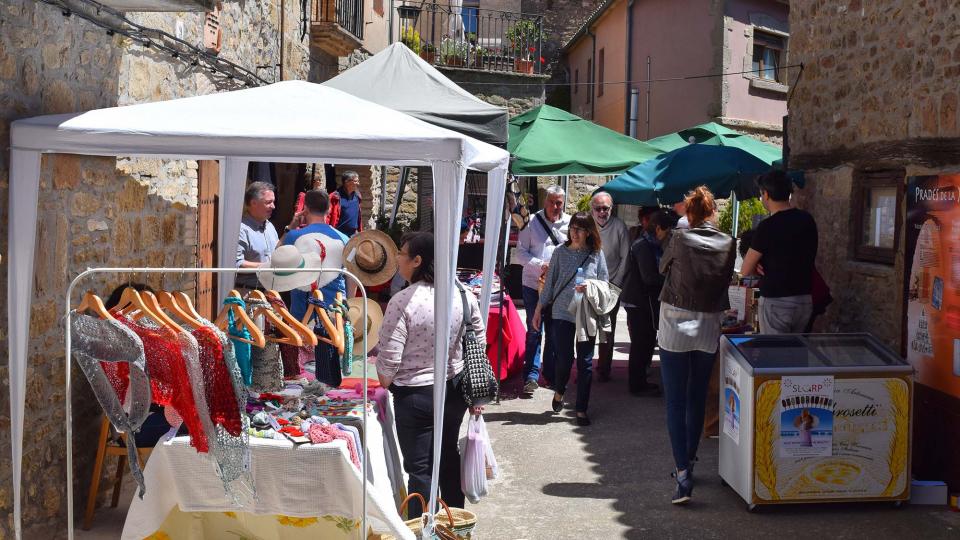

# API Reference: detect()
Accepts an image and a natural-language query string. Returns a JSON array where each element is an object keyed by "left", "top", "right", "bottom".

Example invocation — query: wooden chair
[{"left": 82, "top": 415, "right": 152, "bottom": 530}]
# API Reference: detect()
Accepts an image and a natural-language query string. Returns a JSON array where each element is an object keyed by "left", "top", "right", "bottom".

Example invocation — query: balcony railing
[
  {"left": 396, "top": 2, "right": 544, "bottom": 75},
  {"left": 312, "top": 0, "right": 364, "bottom": 42}
]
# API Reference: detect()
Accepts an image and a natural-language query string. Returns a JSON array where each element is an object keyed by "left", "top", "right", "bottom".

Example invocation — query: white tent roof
[
  {"left": 324, "top": 43, "right": 508, "bottom": 145},
  {"left": 7, "top": 79, "right": 508, "bottom": 540},
  {"left": 11, "top": 80, "right": 506, "bottom": 169}
]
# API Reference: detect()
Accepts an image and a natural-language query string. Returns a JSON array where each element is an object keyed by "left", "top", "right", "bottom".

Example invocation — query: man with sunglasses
[
  {"left": 591, "top": 192, "right": 630, "bottom": 382},
  {"left": 516, "top": 185, "right": 570, "bottom": 396}
]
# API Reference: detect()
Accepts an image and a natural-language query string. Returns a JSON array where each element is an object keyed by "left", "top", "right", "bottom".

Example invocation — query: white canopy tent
[{"left": 7, "top": 80, "right": 509, "bottom": 538}]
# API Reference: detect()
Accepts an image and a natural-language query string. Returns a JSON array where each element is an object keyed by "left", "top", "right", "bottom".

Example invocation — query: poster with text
[
  {"left": 905, "top": 175, "right": 960, "bottom": 398},
  {"left": 723, "top": 361, "right": 742, "bottom": 444},
  {"left": 779, "top": 376, "right": 834, "bottom": 458},
  {"left": 754, "top": 377, "right": 910, "bottom": 501}
]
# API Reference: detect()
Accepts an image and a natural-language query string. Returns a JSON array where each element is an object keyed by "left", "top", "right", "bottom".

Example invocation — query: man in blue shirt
[{"left": 281, "top": 190, "right": 349, "bottom": 319}]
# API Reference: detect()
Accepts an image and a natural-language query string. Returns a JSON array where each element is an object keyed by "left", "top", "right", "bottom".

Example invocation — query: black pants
[
  {"left": 596, "top": 300, "right": 620, "bottom": 379},
  {"left": 391, "top": 376, "right": 469, "bottom": 518},
  {"left": 625, "top": 301, "right": 658, "bottom": 392}
]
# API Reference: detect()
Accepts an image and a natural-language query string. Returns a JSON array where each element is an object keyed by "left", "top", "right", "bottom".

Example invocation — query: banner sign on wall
[{"left": 905, "top": 175, "right": 960, "bottom": 398}]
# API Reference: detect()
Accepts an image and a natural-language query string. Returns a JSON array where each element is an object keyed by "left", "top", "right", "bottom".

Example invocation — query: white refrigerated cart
[{"left": 718, "top": 333, "right": 913, "bottom": 509}]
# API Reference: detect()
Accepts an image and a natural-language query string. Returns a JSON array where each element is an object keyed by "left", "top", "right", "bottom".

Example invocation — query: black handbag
[{"left": 457, "top": 284, "right": 498, "bottom": 407}]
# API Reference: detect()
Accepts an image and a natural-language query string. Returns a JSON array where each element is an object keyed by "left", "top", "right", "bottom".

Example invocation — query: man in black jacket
[{"left": 622, "top": 210, "right": 678, "bottom": 395}]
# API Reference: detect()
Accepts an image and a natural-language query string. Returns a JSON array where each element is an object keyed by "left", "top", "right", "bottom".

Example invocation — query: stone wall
[
  {"left": 786, "top": 0, "right": 960, "bottom": 350},
  {"left": 788, "top": 0, "right": 960, "bottom": 159},
  {"left": 0, "top": 0, "right": 314, "bottom": 536}
]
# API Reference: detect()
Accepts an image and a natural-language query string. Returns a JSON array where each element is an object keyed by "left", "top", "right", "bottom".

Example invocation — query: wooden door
[{"left": 197, "top": 160, "right": 220, "bottom": 319}]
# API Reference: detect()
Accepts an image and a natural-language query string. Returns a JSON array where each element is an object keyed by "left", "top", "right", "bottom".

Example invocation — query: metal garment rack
[{"left": 63, "top": 267, "right": 371, "bottom": 540}]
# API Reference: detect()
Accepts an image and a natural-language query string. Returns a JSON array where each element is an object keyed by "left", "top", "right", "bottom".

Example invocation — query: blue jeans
[
  {"left": 659, "top": 348, "right": 717, "bottom": 471},
  {"left": 522, "top": 286, "right": 556, "bottom": 384},
  {"left": 551, "top": 319, "right": 596, "bottom": 413}
]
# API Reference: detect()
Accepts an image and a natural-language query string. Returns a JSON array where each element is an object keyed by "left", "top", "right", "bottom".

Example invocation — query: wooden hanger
[
  {"left": 265, "top": 289, "right": 318, "bottom": 347},
  {"left": 140, "top": 291, "right": 188, "bottom": 334},
  {"left": 301, "top": 289, "right": 343, "bottom": 352},
  {"left": 75, "top": 291, "right": 115, "bottom": 321},
  {"left": 214, "top": 291, "right": 266, "bottom": 348},
  {"left": 333, "top": 292, "right": 346, "bottom": 356},
  {"left": 252, "top": 303, "right": 303, "bottom": 347},
  {"left": 173, "top": 291, "right": 205, "bottom": 323},
  {"left": 111, "top": 286, "right": 161, "bottom": 322},
  {"left": 156, "top": 291, "right": 204, "bottom": 330}
]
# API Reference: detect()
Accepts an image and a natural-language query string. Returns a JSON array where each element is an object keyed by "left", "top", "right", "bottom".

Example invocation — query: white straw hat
[{"left": 257, "top": 245, "right": 323, "bottom": 292}]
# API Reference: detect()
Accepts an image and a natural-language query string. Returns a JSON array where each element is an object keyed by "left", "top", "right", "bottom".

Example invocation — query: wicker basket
[{"left": 381, "top": 493, "right": 477, "bottom": 540}]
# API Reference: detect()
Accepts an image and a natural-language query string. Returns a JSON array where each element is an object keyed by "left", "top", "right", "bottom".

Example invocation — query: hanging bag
[
  {"left": 461, "top": 414, "right": 491, "bottom": 503},
  {"left": 457, "top": 284, "right": 498, "bottom": 407}
]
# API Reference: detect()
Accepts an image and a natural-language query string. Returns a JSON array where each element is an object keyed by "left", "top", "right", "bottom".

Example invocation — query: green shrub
[{"left": 718, "top": 197, "right": 766, "bottom": 236}]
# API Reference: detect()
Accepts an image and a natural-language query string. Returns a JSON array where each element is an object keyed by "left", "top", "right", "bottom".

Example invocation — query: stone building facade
[
  {"left": 787, "top": 0, "right": 960, "bottom": 488},
  {"left": 0, "top": 0, "right": 318, "bottom": 536}
]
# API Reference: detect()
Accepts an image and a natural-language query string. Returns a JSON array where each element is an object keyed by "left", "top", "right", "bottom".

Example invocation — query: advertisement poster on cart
[
  {"left": 755, "top": 378, "right": 910, "bottom": 501},
  {"left": 779, "top": 376, "right": 834, "bottom": 458},
  {"left": 723, "top": 361, "right": 741, "bottom": 444}
]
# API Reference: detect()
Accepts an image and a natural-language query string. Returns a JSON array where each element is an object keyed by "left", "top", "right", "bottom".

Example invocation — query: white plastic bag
[
  {"left": 480, "top": 416, "right": 499, "bottom": 481},
  {"left": 461, "top": 415, "right": 489, "bottom": 503}
]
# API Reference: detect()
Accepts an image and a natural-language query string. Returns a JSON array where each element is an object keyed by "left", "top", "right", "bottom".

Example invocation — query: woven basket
[{"left": 384, "top": 493, "right": 477, "bottom": 540}]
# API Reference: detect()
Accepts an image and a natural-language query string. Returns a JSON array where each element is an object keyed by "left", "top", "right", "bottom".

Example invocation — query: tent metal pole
[
  {"left": 389, "top": 166, "right": 410, "bottom": 228},
  {"left": 731, "top": 190, "right": 740, "bottom": 239},
  {"left": 63, "top": 267, "right": 369, "bottom": 540}
]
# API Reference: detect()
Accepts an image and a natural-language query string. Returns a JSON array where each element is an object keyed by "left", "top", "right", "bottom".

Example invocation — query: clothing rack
[{"left": 63, "top": 267, "right": 371, "bottom": 540}]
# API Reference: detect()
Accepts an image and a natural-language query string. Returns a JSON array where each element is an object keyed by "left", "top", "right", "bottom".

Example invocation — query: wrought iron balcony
[
  {"left": 396, "top": 2, "right": 544, "bottom": 75},
  {"left": 311, "top": 0, "right": 364, "bottom": 57}
]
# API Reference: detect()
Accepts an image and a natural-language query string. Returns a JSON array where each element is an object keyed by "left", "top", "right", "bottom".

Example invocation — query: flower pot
[
  {"left": 420, "top": 50, "right": 436, "bottom": 64},
  {"left": 514, "top": 59, "right": 534, "bottom": 74},
  {"left": 445, "top": 56, "right": 465, "bottom": 68}
]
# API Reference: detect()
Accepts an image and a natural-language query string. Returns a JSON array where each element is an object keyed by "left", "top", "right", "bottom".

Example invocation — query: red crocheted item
[
  {"left": 193, "top": 326, "right": 243, "bottom": 437},
  {"left": 117, "top": 317, "right": 210, "bottom": 453}
]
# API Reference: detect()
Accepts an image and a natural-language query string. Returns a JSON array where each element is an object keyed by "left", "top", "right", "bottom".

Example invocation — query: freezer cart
[{"left": 718, "top": 333, "right": 912, "bottom": 508}]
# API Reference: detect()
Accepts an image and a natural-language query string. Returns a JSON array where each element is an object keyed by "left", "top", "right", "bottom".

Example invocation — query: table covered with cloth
[
  {"left": 485, "top": 293, "right": 525, "bottom": 381},
  {"left": 122, "top": 399, "right": 412, "bottom": 540}
]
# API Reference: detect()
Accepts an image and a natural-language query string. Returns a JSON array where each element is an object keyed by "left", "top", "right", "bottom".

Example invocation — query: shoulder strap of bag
[
  {"left": 535, "top": 212, "right": 560, "bottom": 246},
  {"left": 457, "top": 283, "right": 477, "bottom": 337},
  {"left": 547, "top": 252, "right": 592, "bottom": 305}
]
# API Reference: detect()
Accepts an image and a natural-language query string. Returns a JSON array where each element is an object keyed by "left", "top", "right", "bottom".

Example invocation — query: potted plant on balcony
[
  {"left": 401, "top": 27, "right": 422, "bottom": 55},
  {"left": 471, "top": 46, "right": 488, "bottom": 69},
  {"left": 506, "top": 19, "right": 542, "bottom": 74},
  {"left": 420, "top": 42, "right": 437, "bottom": 63},
  {"left": 439, "top": 38, "right": 470, "bottom": 68}
]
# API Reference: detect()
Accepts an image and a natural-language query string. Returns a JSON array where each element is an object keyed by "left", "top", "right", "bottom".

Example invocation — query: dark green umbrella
[
  {"left": 508, "top": 105, "right": 662, "bottom": 175},
  {"left": 645, "top": 122, "right": 782, "bottom": 165},
  {"left": 598, "top": 144, "right": 772, "bottom": 205}
]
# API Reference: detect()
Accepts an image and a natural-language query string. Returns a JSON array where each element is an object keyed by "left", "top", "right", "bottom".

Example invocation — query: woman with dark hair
[
  {"left": 532, "top": 212, "right": 608, "bottom": 426},
  {"left": 658, "top": 187, "right": 736, "bottom": 504},
  {"left": 375, "top": 232, "right": 485, "bottom": 518}
]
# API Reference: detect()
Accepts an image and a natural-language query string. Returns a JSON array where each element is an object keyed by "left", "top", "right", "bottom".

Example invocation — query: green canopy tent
[
  {"left": 508, "top": 105, "right": 662, "bottom": 176},
  {"left": 645, "top": 121, "right": 782, "bottom": 165}
]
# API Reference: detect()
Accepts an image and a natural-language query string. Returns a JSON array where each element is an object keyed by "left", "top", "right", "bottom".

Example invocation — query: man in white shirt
[
  {"left": 516, "top": 185, "right": 570, "bottom": 395},
  {"left": 592, "top": 192, "right": 630, "bottom": 382}
]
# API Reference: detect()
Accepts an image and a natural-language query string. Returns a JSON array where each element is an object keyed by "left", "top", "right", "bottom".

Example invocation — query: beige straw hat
[{"left": 343, "top": 230, "right": 399, "bottom": 287}]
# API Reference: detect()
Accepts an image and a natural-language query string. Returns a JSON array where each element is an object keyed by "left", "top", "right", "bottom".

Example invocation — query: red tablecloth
[{"left": 485, "top": 294, "right": 525, "bottom": 381}]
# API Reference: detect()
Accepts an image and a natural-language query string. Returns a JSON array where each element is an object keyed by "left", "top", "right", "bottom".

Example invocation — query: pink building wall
[
  {"left": 628, "top": 0, "right": 721, "bottom": 139},
  {"left": 722, "top": 0, "right": 789, "bottom": 127}
]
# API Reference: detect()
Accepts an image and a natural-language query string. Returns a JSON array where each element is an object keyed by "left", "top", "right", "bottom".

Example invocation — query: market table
[
  {"left": 121, "top": 398, "right": 413, "bottom": 540},
  {"left": 485, "top": 294, "right": 525, "bottom": 381}
]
